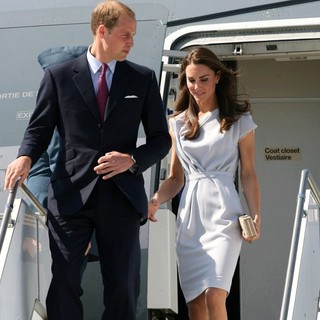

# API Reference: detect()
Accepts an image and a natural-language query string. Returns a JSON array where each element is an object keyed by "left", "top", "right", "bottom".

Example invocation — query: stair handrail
[
  {"left": 20, "top": 183, "right": 47, "bottom": 217},
  {"left": 307, "top": 170, "right": 320, "bottom": 207},
  {"left": 0, "top": 181, "right": 47, "bottom": 256}
]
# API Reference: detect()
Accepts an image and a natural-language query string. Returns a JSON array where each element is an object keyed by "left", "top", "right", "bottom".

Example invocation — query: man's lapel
[
  {"left": 72, "top": 54, "right": 100, "bottom": 122},
  {"left": 106, "top": 61, "right": 131, "bottom": 120}
]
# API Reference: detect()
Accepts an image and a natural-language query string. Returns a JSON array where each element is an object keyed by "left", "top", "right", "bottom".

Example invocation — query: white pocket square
[{"left": 125, "top": 95, "right": 139, "bottom": 99}]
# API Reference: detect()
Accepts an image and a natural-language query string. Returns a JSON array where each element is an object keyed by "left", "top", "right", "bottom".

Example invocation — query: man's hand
[
  {"left": 94, "top": 151, "right": 135, "bottom": 179},
  {"left": 4, "top": 156, "right": 32, "bottom": 190}
]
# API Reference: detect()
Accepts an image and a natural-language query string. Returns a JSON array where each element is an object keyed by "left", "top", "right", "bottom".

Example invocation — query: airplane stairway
[
  {"left": 280, "top": 169, "right": 320, "bottom": 320},
  {"left": 0, "top": 181, "right": 178, "bottom": 320},
  {"left": 0, "top": 183, "right": 50, "bottom": 320}
]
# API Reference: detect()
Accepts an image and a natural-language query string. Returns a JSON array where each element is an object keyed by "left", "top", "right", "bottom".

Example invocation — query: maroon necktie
[{"left": 97, "top": 63, "right": 108, "bottom": 121}]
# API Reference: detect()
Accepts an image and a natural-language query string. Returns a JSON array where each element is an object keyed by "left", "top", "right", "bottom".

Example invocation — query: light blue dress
[{"left": 169, "top": 109, "right": 257, "bottom": 303}]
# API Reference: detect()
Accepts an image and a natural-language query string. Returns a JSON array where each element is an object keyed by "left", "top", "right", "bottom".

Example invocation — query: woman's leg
[
  {"left": 187, "top": 291, "right": 208, "bottom": 320},
  {"left": 206, "top": 287, "right": 228, "bottom": 320},
  {"left": 187, "top": 287, "right": 228, "bottom": 320}
]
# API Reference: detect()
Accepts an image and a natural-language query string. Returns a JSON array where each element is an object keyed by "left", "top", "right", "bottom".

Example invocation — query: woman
[{"left": 148, "top": 47, "right": 260, "bottom": 320}]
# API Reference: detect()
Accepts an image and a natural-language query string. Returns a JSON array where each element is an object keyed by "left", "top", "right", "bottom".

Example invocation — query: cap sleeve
[{"left": 239, "top": 113, "right": 257, "bottom": 140}]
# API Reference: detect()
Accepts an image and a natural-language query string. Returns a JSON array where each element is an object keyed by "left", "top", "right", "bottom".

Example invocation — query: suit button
[{"left": 98, "top": 123, "right": 102, "bottom": 129}]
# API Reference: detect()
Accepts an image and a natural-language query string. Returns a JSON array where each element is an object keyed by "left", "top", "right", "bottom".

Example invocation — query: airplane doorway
[{"left": 238, "top": 58, "right": 320, "bottom": 319}]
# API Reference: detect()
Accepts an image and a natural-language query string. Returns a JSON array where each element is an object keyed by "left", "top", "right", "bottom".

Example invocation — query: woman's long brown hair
[{"left": 174, "top": 47, "right": 251, "bottom": 140}]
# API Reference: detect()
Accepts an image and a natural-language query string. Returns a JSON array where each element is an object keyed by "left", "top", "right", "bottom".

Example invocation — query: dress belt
[{"left": 186, "top": 171, "right": 233, "bottom": 182}]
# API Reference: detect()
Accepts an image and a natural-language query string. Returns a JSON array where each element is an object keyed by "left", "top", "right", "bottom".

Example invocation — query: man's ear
[{"left": 97, "top": 25, "right": 107, "bottom": 38}]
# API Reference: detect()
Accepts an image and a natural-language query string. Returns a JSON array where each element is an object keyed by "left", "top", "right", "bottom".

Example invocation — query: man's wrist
[
  {"left": 130, "top": 154, "right": 136, "bottom": 166},
  {"left": 129, "top": 154, "right": 138, "bottom": 173}
]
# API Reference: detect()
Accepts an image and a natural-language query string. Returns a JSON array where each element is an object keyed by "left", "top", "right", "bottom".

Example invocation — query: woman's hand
[
  {"left": 148, "top": 196, "right": 160, "bottom": 222},
  {"left": 242, "top": 214, "right": 260, "bottom": 243}
]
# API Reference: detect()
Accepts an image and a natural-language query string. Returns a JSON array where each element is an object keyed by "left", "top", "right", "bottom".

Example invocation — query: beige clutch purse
[{"left": 239, "top": 214, "right": 257, "bottom": 237}]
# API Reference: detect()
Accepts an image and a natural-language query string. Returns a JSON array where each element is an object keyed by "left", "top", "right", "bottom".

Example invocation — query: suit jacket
[{"left": 18, "top": 53, "right": 171, "bottom": 219}]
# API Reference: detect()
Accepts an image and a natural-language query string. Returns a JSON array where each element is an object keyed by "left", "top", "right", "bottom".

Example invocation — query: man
[{"left": 5, "top": 1, "right": 171, "bottom": 319}]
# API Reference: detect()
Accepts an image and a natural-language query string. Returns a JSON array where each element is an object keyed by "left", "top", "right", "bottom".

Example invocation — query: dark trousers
[{"left": 46, "top": 179, "right": 141, "bottom": 320}]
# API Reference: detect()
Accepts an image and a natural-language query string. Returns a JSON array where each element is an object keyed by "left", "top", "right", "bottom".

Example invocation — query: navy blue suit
[{"left": 18, "top": 52, "right": 171, "bottom": 319}]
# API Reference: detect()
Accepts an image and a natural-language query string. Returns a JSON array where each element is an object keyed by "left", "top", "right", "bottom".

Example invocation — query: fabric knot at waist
[{"left": 186, "top": 171, "right": 233, "bottom": 182}]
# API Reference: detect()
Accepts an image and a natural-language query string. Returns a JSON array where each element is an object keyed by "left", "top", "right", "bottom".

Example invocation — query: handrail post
[
  {"left": 279, "top": 169, "right": 309, "bottom": 320},
  {"left": 0, "top": 181, "right": 19, "bottom": 255}
]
